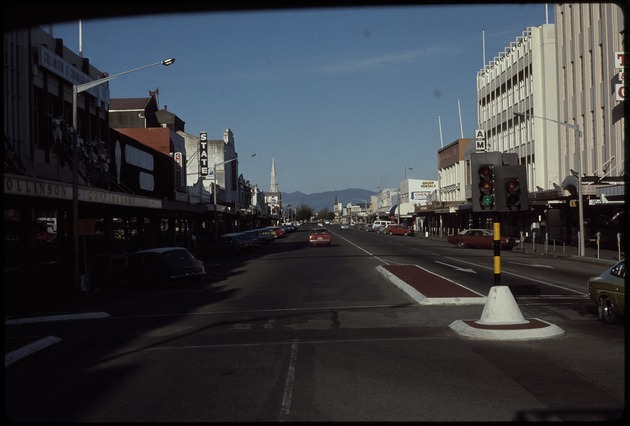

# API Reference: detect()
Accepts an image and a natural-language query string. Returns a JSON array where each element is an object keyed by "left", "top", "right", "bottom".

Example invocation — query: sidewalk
[
  {"left": 510, "top": 240, "right": 623, "bottom": 264},
  {"left": 424, "top": 234, "right": 624, "bottom": 264}
]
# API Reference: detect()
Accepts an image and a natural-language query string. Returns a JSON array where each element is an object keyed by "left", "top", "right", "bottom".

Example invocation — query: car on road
[
  {"left": 372, "top": 220, "right": 394, "bottom": 232},
  {"left": 587, "top": 259, "right": 625, "bottom": 324},
  {"left": 383, "top": 224, "right": 415, "bottom": 236},
  {"left": 124, "top": 247, "right": 207, "bottom": 288},
  {"left": 447, "top": 228, "right": 515, "bottom": 250},
  {"left": 309, "top": 227, "right": 332, "bottom": 246},
  {"left": 340, "top": 223, "right": 350, "bottom": 230}
]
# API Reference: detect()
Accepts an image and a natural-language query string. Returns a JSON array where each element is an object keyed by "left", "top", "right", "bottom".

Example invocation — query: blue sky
[{"left": 48, "top": 4, "right": 554, "bottom": 194}]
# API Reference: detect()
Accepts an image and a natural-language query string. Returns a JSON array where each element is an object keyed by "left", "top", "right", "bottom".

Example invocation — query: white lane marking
[
  {"left": 507, "top": 261, "right": 554, "bottom": 269},
  {"left": 434, "top": 261, "right": 477, "bottom": 273},
  {"left": 332, "top": 233, "right": 390, "bottom": 265},
  {"left": 443, "top": 256, "right": 585, "bottom": 295},
  {"left": 5, "top": 336, "right": 62, "bottom": 367},
  {"left": 5, "top": 312, "right": 110, "bottom": 325},
  {"left": 279, "top": 340, "right": 299, "bottom": 420}
]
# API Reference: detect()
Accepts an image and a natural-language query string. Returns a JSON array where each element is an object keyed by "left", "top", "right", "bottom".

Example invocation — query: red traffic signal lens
[
  {"left": 478, "top": 165, "right": 493, "bottom": 181},
  {"left": 505, "top": 178, "right": 520, "bottom": 193}
]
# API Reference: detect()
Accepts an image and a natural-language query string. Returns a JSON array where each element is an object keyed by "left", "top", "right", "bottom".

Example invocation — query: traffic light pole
[{"left": 493, "top": 221, "right": 501, "bottom": 286}]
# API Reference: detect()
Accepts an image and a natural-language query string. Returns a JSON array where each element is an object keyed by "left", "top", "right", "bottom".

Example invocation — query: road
[{"left": 4, "top": 224, "right": 625, "bottom": 422}]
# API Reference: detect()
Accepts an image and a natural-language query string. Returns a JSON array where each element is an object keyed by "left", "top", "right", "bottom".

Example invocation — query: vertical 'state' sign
[{"left": 199, "top": 132, "right": 209, "bottom": 176}]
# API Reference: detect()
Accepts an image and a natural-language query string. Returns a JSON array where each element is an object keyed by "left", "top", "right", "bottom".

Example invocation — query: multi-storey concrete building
[{"left": 477, "top": 23, "right": 559, "bottom": 193}]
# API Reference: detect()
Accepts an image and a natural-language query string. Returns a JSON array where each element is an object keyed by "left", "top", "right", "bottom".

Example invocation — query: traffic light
[
  {"left": 471, "top": 152, "right": 501, "bottom": 212},
  {"left": 477, "top": 164, "right": 496, "bottom": 210},
  {"left": 495, "top": 165, "right": 529, "bottom": 212}
]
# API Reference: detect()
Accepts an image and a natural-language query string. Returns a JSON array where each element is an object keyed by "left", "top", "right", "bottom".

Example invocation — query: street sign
[{"left": 475, "top": 129, "right": 486, "bottom": 152}]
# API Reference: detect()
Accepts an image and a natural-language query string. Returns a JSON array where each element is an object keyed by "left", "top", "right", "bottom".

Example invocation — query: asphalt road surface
[{"left": 4, "top": 224, "right": 625, "bottom": 422}]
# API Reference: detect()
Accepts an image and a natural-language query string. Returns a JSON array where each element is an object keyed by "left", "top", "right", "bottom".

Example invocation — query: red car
[
  {"left": 447, "top": 228, "right": 515, "bottom": 250},
  {"left": 383, "top": 224, "right": 415, "bottom": 236},
  {"left": 309, "top": 227, "right": 332, "bottom": 246}
]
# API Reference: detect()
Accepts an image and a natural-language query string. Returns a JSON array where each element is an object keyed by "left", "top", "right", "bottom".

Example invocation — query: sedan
[
  {"left": 124, "top": 247, "right": 206, "bottom": 288},
  {"left": 309, "top": 227, "right": 332, "bottom": 246},
  {"left": 340, "top": 223, "right": 350, "bottom": 230},
  {"left": 383, "top": 224, "right": 415, "bottom": 236},
  {"left": 447, "top": 228, "right": 515, "bottom": 250},
  {"left": 587, "top": 260, "right": 625, "bottom": 324}
]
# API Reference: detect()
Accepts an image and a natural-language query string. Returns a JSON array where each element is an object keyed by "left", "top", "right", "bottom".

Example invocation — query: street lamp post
[
  {"left": 514, "top": 111, "right": 585, "bottom": 256},
  {"left": 352, "top": 198, "right": 368, "bottom": 221},
  {"left": 71, "top": 58, "right": 175, "bottom": 292},
  {"left": 212, "top": 154, "right": 255, "bottom": 241}
]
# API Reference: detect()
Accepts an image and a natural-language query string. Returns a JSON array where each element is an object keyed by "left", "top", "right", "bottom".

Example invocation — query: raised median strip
[{"left": 376, "top": 264, "right": 486, "bottom": 305}]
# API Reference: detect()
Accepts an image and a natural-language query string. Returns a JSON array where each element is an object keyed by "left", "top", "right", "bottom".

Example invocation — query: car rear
[{"left": 309, "top": 228, "right": 331, "bottom": 246}]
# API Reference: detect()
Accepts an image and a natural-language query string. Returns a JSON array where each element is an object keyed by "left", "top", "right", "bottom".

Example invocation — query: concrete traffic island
[{"left": 449, "top": 286, "right": 566, "bottom": 341}]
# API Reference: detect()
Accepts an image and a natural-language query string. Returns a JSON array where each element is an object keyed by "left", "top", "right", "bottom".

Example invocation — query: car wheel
[{"left": 598, "top": 295, "right": 621, "bottom": 324}]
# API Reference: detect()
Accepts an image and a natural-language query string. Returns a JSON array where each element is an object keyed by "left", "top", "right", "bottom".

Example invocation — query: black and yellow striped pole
[{"left": 493, "top": 222, "right": 501, "bottom": 285}]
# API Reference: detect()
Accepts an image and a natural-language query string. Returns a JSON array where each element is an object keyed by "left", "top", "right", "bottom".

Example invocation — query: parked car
[
  {"left": 264, "top": 226, "right": 286, "bottom": 238},
  {"left": 246, "top": 228, "right": 275, "bottom": 243},
  {"left": 123, "top": 247, "right": 206, "bottom": 288},
  {"left": 587, "top": 259, "right": 625, "bottom": 324},
  {"left": 309, "top": 227, "right": 332, "bottom": 246},
  {"left": 383, "top": 224, "right": 415, "bottom": 236},
  {"left": 447, "top": 228, "right": 515, "bottom": 250},
  {"left": 221, "top": 232, "right": 262, "bottom": 253}
]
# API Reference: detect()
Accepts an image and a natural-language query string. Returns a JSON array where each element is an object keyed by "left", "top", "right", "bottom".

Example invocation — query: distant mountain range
[{"left": 280, "top": 188, "right": 376, "bottom": 213}]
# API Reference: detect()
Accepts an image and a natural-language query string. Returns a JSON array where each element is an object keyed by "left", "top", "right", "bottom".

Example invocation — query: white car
[{"left": 340, "top": 223, "right": 350, "bottom": 230}]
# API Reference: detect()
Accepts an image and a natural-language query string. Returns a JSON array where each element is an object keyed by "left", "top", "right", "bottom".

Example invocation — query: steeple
[{"left": 270, "top": 158, "right": 278, "bottom": 193}]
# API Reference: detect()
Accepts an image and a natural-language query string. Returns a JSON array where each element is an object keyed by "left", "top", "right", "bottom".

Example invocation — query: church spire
[{"left": 270, "top": 158, "right": 278, "bottom": 193}]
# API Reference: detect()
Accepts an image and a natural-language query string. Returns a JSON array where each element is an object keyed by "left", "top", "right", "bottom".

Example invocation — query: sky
[{"left": 45, "top": 3, "right": 554, "bottom": 194}]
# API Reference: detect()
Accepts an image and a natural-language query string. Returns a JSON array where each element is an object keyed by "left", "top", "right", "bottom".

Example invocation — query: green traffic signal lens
[{"left": 480, "top": 194, "right": 494, "bottom": 207}]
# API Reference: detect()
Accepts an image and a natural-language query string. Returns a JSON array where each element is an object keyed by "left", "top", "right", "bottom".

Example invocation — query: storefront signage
[
  {"left": 5, "top": 174, "right": 161, "bottom": 209},
  {"left": 614, "top": 52, "right": 626, "bottom": 102},
  {"left": 4, "top": 174, "right": 72, "bottom": 200},
  {"left": 475, "top": 129, "right": 486, "bottom": 152},
  {"left": 174, "top": 151, "right": 183, "bottom": 188},
  {"left": 73, "top": 219, "right": 97, "bottom": 236},
  {"left": 199, "top": 132, "right": 209, "bottom": 176},
  {"left": 37, "top": 46, "right": 107, "bottom": 102}
]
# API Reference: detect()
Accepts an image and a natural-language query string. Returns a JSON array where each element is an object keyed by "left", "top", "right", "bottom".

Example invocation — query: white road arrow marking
[
  {"left": 507, "top": 261, "right": 554, "bottom": 269},
  {"left": 435, "top": 261, "right": 477, "bottom": 273}
]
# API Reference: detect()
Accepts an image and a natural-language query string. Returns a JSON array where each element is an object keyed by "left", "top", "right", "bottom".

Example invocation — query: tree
[
  {"left": 316, "top": 208, "right": 334, "bottom": 221},
  {"left": 295, "top": 203, "right": 314, "bottom": 222}
]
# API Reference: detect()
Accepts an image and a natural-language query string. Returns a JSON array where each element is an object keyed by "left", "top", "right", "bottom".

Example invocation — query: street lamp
[
  {"left": 514, "top": 110, "right": 585, "bottom": 256},
  {"left": 352, "top": 198, "right": 368, "bottom": 221},
  {"left": 212, "top": 154, "right": 255, "bottom": 240},
  {"left": 71, "top": 58, "right": 175, "bottom": 292}
]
